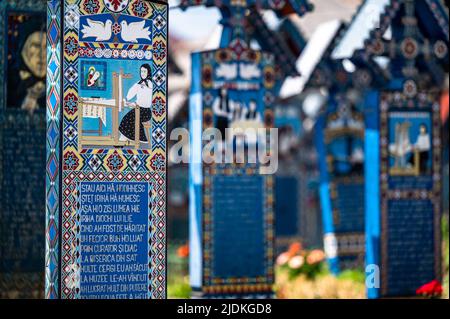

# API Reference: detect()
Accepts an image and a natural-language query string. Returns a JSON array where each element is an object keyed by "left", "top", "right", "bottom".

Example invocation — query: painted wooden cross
[
  {"left": 46, "top": 0, "right": 169, "bottom": 299},
  {"left": 335, "top": 0, "right": 450, "bottom": 299},
  {"left": 179, "top": 0, "right": 313, "bottom": 47},
  {"left": 360, "top": 0, "right": 448, "bottom": 88}
]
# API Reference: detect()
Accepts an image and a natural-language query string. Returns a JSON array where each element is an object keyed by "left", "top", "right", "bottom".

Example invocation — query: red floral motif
[
  {"left": 263, "top": 67, "right": 275, "bottom": 87},
  {"left": 83, "top": 0, "right": 101, "bottom": 14},
  {"left": 230, "top": 40, "right": 246, "bottom": 59},
  {"left": 131, "top": 0, "right": 149, "bottom": 17},
  {"left": 153, "top": 40, "right": 166, "bottom": 61},
  {"left": 63, "top": 151, "right": 79, "bottom": 170},
  {"left": 202, "top": 66, "right": 213, "bottom": 86},
  {"left": 246, "top": 50, "right": 258, "bottom": 62},
  {"left": 106, "top": 151, "right": 124, "bottom": 171},
  {"left": 416, "top": 280, "right": 443, "bottom": 298},
  {"left": 64, "top": 92, "right": 78, "bottom": 115},
  {"left": 150, "top": 153, "right": 165, "bottom": 171},
  {"left": 64, "top": 36, "right": 78, "bottom": 57},
  {"left": 216, "top": 49, "right": 231, "bottom": 63},
  {"left": 112, "top": 22, "right": 121, "bottom": 35},
  {"left": 105, "top": 0, "right": 129, "bottom": 12},
  {"left": 152, "top": 96, "right": 165, "bottom": 117}
]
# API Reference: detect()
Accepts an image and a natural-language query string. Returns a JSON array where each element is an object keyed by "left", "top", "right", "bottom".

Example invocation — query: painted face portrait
[
  {"left": 6, "top": 12, "right": 46, "bottom": 109},
  {"left": 140, "top": 66, "right": 148, "bottom": 80},
  {"left": 21, "top": 31, "right": 46, "bottom": 79},
  {"left": 420, "top": 124, "right": 427, "bottom": 135}
]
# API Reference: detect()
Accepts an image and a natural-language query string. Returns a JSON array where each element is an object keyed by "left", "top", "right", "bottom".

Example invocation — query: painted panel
[{"left": 45, "top": 0, "right": 167, "bottom": 299}]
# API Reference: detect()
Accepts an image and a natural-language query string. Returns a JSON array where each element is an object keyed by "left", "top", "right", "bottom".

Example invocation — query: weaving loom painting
[
  {"left": 45, "top": 0, "right": 167, "bottom": 299},
  {"left": 388, "top": 111, "right": 432, "bottom": 177}
]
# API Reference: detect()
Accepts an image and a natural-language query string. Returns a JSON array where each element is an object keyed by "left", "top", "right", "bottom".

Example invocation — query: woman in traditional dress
[
  {"left": 212, "top": 87, "right": 230, "bottom": 141},
  {"left": 119, "top": 63, "right": 153, "bottom": 143},
  {"left": 412, "top": 123, "right": 431, "bottom": 174}
]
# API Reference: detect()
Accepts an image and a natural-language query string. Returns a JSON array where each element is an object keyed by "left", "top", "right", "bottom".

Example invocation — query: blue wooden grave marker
[
  {"left": 331, "top": 0, "right": 448, "bottom": 298},
  {"left": 315, "top": 95, "right": 367, "bottom": 273},
  {"left": 182, "top": 0, "right": 312, "bottom": 298},
  {"left": 0, "top": 0, "right": 47, "bottom": 298},
  {"left": 283, "top": 19, "right": 382, "bottom": 273},
  {"left": 45, "top": 0, "right": 168, "bottom": 299}
]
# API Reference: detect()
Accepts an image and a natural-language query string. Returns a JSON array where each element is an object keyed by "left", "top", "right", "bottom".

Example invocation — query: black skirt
[
  {"left": 216, "top": 116, "right": 228, "bottom": 140},
  {"left": 119, "top": 107, "right": 152, "bottom": 142}
]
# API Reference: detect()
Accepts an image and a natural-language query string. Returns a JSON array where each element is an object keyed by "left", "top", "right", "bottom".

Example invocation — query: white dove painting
[
  {"left": 215, "top": 63, "right": 238, "bottom": 80},
  {"left": 239, "top": 63, "right": 261, "bottom": 80},
  {"left": 81, "top": 19, "right": 113, "bottom": 41},
  {"left": 120, "top": 20, "right": 151, "bottom": 43}
]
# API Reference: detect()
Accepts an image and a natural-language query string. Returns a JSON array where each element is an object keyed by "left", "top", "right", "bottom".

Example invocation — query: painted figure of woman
[
  {"left": 212, "top": 87, "right": 230, "bottom": 141},
  {"left": 119, "top": 64, "right": 153, "bottom": 143},
  {"left": 412, "top": 123, "right": 431, "bottom": 174}
]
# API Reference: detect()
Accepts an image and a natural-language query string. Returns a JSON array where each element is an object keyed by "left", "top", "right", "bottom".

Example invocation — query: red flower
[
  {"left": 287, "top": 242, "right": 302, "bottom": 257},
  {"left": 177, "top": 244, "right": 189, "bottom": 258},
  {"left": 416, "top": 280, "right": 443, "bottom": 297}
]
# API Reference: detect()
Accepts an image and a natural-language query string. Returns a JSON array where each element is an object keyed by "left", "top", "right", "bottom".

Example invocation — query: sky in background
[
  {"left": 168, "top": 0, "right": 281, "bottom": 40},
  {"left": 169, "top": 0, "right": 221, "bottom": 40}
]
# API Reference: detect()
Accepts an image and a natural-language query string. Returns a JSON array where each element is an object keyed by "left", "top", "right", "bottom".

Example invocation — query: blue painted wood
[
  {"left": 275, "top": 176, "right": 299, "bottom": 238},
  {"left": 364, "top": 90, "right": 381, "bottom": 299},
  {"left": 315, "top": 114, "right": 339, "bottom": 274},
  {"left": 0, "top": 0, "right": 46, "bottom": 298},
  {"left": 189, "top": 52, "right": 204, "bottom": 290},
  {"left": 212, "top": 175, "right": 265, "bottom": 277},
  {"left": 188, "top": 46, "right": 276, "bottom": 298},
  {"left": 184, "top": 0, "right": 312, "bottom": 299},
  {"left": 46, "top": 0, "right": 169, "bottom": 299},
  {"left": 335, "top": 0, "right": 448, "bottom": 297}
]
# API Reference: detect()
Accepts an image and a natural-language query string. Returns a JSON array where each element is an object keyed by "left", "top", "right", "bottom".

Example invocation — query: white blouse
[
  {"left": 126, "top": 82, "right": 153, "bottom": 108},
  {"left": 415, "top": 134, "right": 431, "bottom": 152}
]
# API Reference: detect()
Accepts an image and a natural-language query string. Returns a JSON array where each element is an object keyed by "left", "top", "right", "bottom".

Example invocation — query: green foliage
[
  {"left": 167, "top": 241, "right": 191, "bottom": 299},
  {"left": 168, "top": 276, "right": 191, "bottom": 299},
  {"left": 287, "top": 261, "right": 324, "bottom": 280},
  {"left": 338, "top": 269, "right": 366, "bottom": 284}
]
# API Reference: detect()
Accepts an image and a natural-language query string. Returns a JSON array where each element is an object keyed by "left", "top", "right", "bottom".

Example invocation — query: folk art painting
[{"left": 45, "top": 0, "right": 168, "bottom": 299}]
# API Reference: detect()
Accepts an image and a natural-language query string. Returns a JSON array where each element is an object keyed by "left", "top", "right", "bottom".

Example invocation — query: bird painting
[
  {"left": 81, "top": 19, "right": 113, "bottom": 41},
  {"left": 120, "top": 20, "right": 151, "bottom": 43},
  {"left": 216, "top": 63, "right": 238, "bottom": 80},
  {"left": 239, "top": 63, "right": 261, "bottom": 79}
]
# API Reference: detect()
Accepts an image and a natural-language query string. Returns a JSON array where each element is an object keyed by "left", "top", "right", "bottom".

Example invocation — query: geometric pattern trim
[{"left": 46, "top": 0, "right": 62, "bottom": 299}]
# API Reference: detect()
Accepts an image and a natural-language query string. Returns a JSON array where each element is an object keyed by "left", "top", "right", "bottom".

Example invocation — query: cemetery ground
[{"left": 167, "top": 215, "right": 449, "bottom": 299}]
